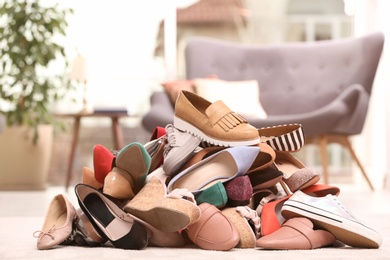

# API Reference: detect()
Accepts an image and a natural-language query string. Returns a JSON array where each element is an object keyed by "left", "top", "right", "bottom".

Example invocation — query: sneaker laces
[
  {"left": 327, "top": 194, "right": 360, "bottom": 222},
  {"left": 163, "top": 124, "right": 176, "bottom": 158}
]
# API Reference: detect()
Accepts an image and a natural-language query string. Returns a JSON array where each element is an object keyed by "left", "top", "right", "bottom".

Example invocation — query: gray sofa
[
  {"left": 141, "top": 32, "right": 384, "bottom": 189},
  {"left": 143, "top": 32, "right": 383, "bottom": 137}
]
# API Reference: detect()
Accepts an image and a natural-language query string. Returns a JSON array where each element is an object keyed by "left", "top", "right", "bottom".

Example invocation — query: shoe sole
[
  {"left": 281, "top": 200, "right": 382, "bottom": 248},
  {"left": 174, "top": 116, "right": 260, "bottom": 147}
]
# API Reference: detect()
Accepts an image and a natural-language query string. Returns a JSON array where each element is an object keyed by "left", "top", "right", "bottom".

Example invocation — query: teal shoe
[{"left": 195, "top": 181, "right": 228, "bottom": 209}]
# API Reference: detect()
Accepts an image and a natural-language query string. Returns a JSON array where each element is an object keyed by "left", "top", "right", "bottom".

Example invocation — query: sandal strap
[
  {"left": 258, "top": 124, "right": 304, "bottom": 152},
  {"left": 236, "top": 206, "right": 261, "bottom": 239},
  {"left": 167, "top": 188, "right": 196, "bottom": 204}
]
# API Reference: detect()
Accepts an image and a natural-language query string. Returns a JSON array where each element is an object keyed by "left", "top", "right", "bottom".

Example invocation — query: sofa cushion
[
  {"left": 194, "top": 78, "right": 267, "bottom": 119},
  {"left": 161, "top": 75, "right": 218, "bottom": 106},
  {"left": 162, "top": 79, "right": 195, "bottom": 106}
]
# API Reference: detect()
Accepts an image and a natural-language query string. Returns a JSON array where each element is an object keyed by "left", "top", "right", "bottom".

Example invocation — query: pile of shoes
[{"left": 34, "top": 90, "right": 383, "bottom": 251}]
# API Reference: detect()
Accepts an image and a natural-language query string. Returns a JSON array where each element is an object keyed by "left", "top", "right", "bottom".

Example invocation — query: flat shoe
[
  {"left": 75, "top": 183, "right": 185, "bottom": 248},
  {"left": 260, "top": 184, "right": 340, "bottom": 237},
  {"left": 167, "top": 146, "right": 260, "bottom": 194},
  {"left": 33, "top": 194, "right": 77, "bottom": 250},
  {"left": 186, "top": 203, "right": 240, "bottom": 251},
  {"left": 281, "top": 190, "right": 382, "bottom": 248},
  {"left": 75, "top": 183, "right": 148, "bottom": 250},
  {"left": 223, "top": 175, "right": 253, "bottom": 207},
  {"left": 257, "top": 124, "right": 304, "bottom": 152},
  {"left": 195, "top": 181, "right": 228, "bottom": 209},
  {"left": 178, "top": 146, "right": 225, "bottom": 172},
  {"left": 174, "top": 90, "right": 260, "bottom": 147},
  {"left": 256, "top": 217, "right": 336, "bottom": 250}
]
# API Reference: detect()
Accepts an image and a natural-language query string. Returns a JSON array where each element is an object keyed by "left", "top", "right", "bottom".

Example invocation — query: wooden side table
[{"left": 56, "top": 111, "right": 130, "bottom": 191}]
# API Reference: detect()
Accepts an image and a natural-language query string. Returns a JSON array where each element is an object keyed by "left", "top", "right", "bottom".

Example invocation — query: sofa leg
[
  {"left": 318, "top": 135, "right": 330, "bottom": 185},
  {"left": 342, "top": 136, "right": 375, "bottom": 191}
]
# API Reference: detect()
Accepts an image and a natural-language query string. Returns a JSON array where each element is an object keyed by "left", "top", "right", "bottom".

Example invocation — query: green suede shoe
[{"left": 195, "top": 181, "right": 228, "bottom": 209}]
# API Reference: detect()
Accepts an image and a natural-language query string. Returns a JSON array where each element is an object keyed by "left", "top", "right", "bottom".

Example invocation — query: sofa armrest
[{"left": 141, "top": 91, "right": 175, "bottom": 133}]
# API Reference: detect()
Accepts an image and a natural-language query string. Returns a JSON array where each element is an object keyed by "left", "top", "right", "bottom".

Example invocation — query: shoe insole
[
  {"left": 171, "top": 152, "right": 238, "bottom": 192},
  {"left": 275, "top": 158, "right": 300, "bottom": 178},
  {"left": 84, "top": 193, "right": 133, "bottom": 241}
]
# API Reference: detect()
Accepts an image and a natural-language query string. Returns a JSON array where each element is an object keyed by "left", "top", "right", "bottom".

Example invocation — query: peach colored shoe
[
  {"left": 103, "top": 142, "right": 151, "bottom": 200},
  {"left": 222, "top": 206, "right": 260, "bottom": 248},
  {"left": 186, "top": 203, "right": 240, "bottom": 251},
  {"left": 81, "top": 167, "right": 103, "bottom": 190},
  {"left": 259, "top": 184, "right": 340, "bottom": 237},
  {"left": 174, "top": 90, "right": 260, "bottom": 147},
  {"left": 256, "top": 217, "right": 336, "bottom": 250},
  {"left": 33, "top": 194, "right": 77, "bottom": 250}
]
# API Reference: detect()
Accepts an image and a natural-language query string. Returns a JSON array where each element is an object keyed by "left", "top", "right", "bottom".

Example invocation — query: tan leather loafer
[{"left": 174, "top": 90, "right": 260, "bottom": 147}]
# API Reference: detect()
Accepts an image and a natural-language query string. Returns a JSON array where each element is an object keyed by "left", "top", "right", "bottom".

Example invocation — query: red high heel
[{"left": 93, "top": 144, "right": 115, "bottom": 184}]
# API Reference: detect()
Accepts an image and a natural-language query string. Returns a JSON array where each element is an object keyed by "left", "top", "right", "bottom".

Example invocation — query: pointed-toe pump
[
  {"left": 82, "top": 166, "right": 103, "bottom": 190},
  {"left": 76, "top": 183, "right": 185, "bottom": 248},
  {"left": 103, "top": 142, "right": 151, "bottom": 200},
  {"left": 93, "top": 144, "right": 116, "bottom": 184},
  {"left": 167, "top": 146, "right": 260, "bottom": 194}
]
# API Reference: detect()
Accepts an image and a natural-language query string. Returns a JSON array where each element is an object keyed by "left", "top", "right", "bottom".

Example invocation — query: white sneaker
[
  {"left": 281, "top": 190, "right": 382, "bottom": 248},
  {"left": 163, "top": 124, "right": 201, "bottom": 177}
]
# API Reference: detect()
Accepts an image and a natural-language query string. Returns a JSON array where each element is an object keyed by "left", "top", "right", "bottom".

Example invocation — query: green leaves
[{"left": 0, "top": 0, "right": 74, "bottom": 143}]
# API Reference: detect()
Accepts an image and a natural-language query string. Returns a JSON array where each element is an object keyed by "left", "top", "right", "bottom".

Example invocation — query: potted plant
[{"left": 0, "top": 0, "right": 74, "bottom": 190}]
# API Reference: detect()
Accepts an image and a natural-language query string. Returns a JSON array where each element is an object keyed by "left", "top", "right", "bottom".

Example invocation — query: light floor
[{"left": 0, "top": 181, "right": 389, "bottom": 259}]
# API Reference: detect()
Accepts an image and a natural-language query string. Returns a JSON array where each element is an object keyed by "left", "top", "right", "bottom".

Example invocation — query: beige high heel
[
  {"left": 103, "top": 142, "right": 151, "bottom": 200},
  {"left": 124, "top": 169, "right": 201, "bottom": 233},
  {"left": 81, "top": 167, "right": 103, "bottom": 190}
]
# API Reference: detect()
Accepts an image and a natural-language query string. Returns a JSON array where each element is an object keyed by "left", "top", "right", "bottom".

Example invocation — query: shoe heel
[{"left": 103, "top": 168, "right": 135, "bottom": 200}]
